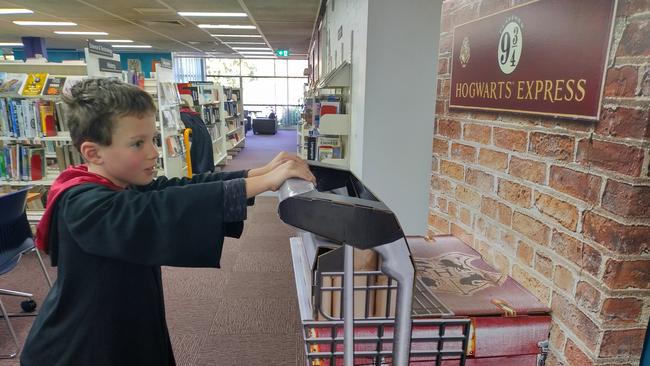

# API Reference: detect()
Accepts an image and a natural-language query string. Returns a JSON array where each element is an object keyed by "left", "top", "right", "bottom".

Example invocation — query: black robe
[
  {"left": 21, "top": 171, "right": 249, "bottom": 366},
  {"left": 180, "top": 111, "right": 215, "bottom": 174}
]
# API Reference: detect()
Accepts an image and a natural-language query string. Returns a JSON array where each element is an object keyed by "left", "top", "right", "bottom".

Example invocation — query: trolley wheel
[{"left": 21, "top": 299, "right": 37, "bottom": 313}]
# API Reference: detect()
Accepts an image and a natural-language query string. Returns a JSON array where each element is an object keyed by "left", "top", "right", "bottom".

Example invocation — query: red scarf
[
  {"left": 180, "top": 107, "right": 199, "bottom": 116},
  {"left": 35, "top": 164, "right": 123, "bottom": 252}
]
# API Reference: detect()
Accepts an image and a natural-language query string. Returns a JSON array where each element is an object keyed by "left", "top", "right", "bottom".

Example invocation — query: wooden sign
[{"left": 449, "top": 0, "right": 617, "bottom": 120}]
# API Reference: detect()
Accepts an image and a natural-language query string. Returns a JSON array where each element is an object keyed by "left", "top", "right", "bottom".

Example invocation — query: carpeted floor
[{"left": 0, "top": 128, "right": 307, "bottom": 365}]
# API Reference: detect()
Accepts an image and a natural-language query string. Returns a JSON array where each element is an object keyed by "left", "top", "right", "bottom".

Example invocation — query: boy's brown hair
[{"left": 64, "top": 78, "right": 157, "bottom": 151}]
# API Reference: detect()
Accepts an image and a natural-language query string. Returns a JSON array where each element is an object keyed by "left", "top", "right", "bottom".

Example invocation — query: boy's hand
[
  {"left": 248, "top": 151, "right": 307, "bottom": 177},
  {"left": 267, "top": 160, "right": 316, "bottom": 191}
]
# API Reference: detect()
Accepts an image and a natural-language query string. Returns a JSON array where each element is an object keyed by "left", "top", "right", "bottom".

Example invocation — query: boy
[{"left": 21, "top": 78, "right": 315, "bottom": 365}]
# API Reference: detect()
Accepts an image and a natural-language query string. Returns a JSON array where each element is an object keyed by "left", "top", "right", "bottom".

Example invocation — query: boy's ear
[{"left": 80, "top": 141, "right": 104, "bottom": 165}]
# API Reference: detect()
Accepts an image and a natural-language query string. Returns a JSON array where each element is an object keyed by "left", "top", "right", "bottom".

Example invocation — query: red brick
[
  {"left": 440, "top": 160, "right": 464, "bottom": 181},
  {"left": 512, "top": 212, "right": 550, "bottom": 245},
  {"left": 437, "top": 119, "right": 461, "bottom": 139},
  {"left": 459, "top": 207, "right": 472, "bottom": 226},
  {"left": 438, "top": 57, "right": 449, "bottom": 75},
  {"left": 494, "top": 127, "right": 528, "bottom": 152},
  {"left": 549, "top": 323, "right": 566, "bottom": 351},
  {"left": 451, "top": 223, "right": 473, "bottom": 246},
  {"left": 577, "top": 139, "right": 644, "bottom": 177},
  {"left": 430, "top": 214, "right": 450, "bottom": 233},
  {"left": 565, "top": 339, "right": 594, "bottom": 366},
  {"left": 439, "top": 33, "right": 453, "bottom": 54},
  {"left": 451, "top": 143, "right": 477, "bottom": 163},
  {"left": 599, "top": 329, "right": 646, "bottom": 358},
  {"left": 463, "top": 124, "right": 491, "bottom": 144},
  {"left": 550, "top": 231, "right": 582, "bottom": 268},
  {"left": 478, "top": 148, "right": 508, "bottom": 171},
  {"left": 616, "top": 21, "right": 650, "bottom": 57},
  {"left": 575, "top": 281, "right": 601, "bottom": 313},
  {"left": 529, "top": 132, "right": 575, "bottom": 161},
  {"left": 600, "top": 297, "right": 643, "bottom": 325},
  {"left": 480, "top": 196, "right": 511, "bottom": 225},
  {"left": 552, "top": 294, "right": 600, "bottom": 351},
  {"left": 642, "top": 66, "right": 650, "bottom": 96},
  {"left": 602, "top": 259, "right": 650, "bottom": 289},
  {"left": 596, "top": 107, "right": 650, "bottom": 140},
  {"left": 465, "top": 168, "right": 494, "bottom": 192},
  {"left": 476, "top": 240, "right": 492, "bottom": 262},
  {"left": 493, "top": 251, "right": 510, "bottom": 274},
  {"left": 544, "top": 352, "right": 562, "bottom": 366},
  {"left": 474, "top": 216, "right": 487, "bottom": 237},
  {"left": 471, "top": 111, "right": 498, "bottom": 121},
  {"left": 554, "top": 265, "right": 575, "bottom": 292},
  {"left": 436, "top": 197, "right": 448, "bottom": 213},
  {"left": 549, "top": 166, "right": 602, "bottom": 205},
  {"left": 601, "top": 180, "right": 650, "bottom": 218},
  {"left": 604, "top": 66, "right": 638, "bottom": 97},
  {"left": 498, "top": 179, "right": 532, "bottom": 208},
  {"left": 500, "top": 230, "right": 518, "bottom": 251},
  {"left": 431, "top": 176, "right": 453, "bottom": 194},
  {"left": 432, "top": 138, "right": 449, "bottom": 156},
  {"left": 509, "top": 156, "right": 546, "bottom": 185},
  {"left": 436, "top": 100, "right": 446, "bottom": 115},
  {"left": 512, "top": 265, "right": 550, "bottom": 305},
  {"left": 516, "top": 241, "right": 534, "bottom": 266},
  {"left": 438, "top": 78, "right": 451, "bottom": 98},
  {"left": 486, "top": 224, "right": 499, "bottom": 243},
  {"left": 582, "top": 211, "right": 649, "bottom": 255},
  {"left": 450, "top": 3, "right": 479, "bottom": 28},
  {"left": 478, "top": 0, "right": 510, "bottom": 16},
  {"left": 534, "top": 192, "right": 579, "bottom": 231},
  {"left": 448, "top": 201, "right": 458, "bottom": 217},
  {"left": 581, "top": 243, "right": 602, "bottom": 277},
  {"left": 535, "top": 252, "right": 553, "bottom": 279},
  {"left": 455, "top": 185, "right": 481, "bottom": 208},
  {"left": 431, "top": 156, "right": 439, "bottom": 173}
]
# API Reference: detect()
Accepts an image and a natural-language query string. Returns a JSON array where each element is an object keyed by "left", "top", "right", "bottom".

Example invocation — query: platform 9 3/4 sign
[{"left": 449, "top": 0, "right": 616, "bottom": 121}]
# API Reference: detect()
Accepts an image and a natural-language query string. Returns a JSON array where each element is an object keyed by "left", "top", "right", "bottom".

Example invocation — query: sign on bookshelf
[
  {"left": 87, "top": 40, "right": 114, "bottom": 58},
  {"left": 98, "top": 58, "right": 122, "bottom": 74},
  {"left": 449, "top": 0, "right": 616, "bottom": 121}
]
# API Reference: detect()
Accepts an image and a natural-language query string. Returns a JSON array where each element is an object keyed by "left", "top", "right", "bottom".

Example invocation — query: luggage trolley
[{"left": 278, "top": 164, "right": 471, "bottom": 365}]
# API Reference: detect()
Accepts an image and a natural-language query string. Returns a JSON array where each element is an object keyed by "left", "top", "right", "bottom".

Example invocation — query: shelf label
[{"left": 98, "top": 58, "right": 122, "bottom": 73}]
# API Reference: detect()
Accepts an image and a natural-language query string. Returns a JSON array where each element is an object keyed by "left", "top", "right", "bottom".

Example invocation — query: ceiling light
[
  {"left": 224, "top": 41, "right": 265, "bottom": 45},
  {"left": 55, "top": 31, "right": 108, "bottom": 35},
  {"left": 112, "top": 45, "right": 152, "bottom": 48},
  {"left": 178, "top": 12, "right": 247, "bottom": 17},
  {"left": 199, "top": 24, "right": 256, "bottom": 29},
  {"left": 232, "top": 47, "right": 271, "bottom": 50},
  {"left": 238, "top": 51, "right": 274, "bottom": 55},
  {"left": 0, "top": 9, "right": 33, "bottom": 14},
  {"left": 95, "top": 39, "right": 133, "bottom": 43},
  {"left": 13, "top": 21, "right": 77, "bottom": 26},
  {"left": 212, "top": 34, "right": 262, "bottom": 38},
  {"left": 0, "top": 42, "right": 23, "bottom": 46},
  {"left": 243, "top": 55, "right": 276, "bottom": 59}
]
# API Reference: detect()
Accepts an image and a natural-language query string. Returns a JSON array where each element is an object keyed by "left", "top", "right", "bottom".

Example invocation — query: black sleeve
[
  {"left": 133, "top": 170, "right": 248, "bottom": 191},
  {"left": 60, "top": 183, "right": 241, "bottom": 267}
]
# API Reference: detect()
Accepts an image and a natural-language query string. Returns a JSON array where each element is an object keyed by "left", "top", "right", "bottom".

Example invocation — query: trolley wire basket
[{"left": 303, "top": 270, "right": 471, "bottom": 366}]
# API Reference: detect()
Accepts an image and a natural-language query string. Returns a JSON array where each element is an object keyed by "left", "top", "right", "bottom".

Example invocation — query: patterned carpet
[{"left": 0, "top": 128, "right": 307, "bottom": 365}]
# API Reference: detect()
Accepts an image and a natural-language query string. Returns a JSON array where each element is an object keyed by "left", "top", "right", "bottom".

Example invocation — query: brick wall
[{"left": 431, "top": 1, "right": 650, "bottom": 365}]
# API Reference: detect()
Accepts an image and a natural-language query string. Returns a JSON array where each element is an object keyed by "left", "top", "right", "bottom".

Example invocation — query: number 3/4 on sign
[{"left": 498, "top": 16, "right": 523, "bottom": 75}]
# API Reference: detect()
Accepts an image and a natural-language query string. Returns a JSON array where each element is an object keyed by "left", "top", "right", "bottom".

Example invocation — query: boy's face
[{"left": 90, "top": 113, "right": 159, "bottom": 187}]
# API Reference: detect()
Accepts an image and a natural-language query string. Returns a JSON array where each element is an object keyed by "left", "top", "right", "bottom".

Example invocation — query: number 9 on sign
[{"left": 498, "top": 21, "right": 522, "bottom": 75}]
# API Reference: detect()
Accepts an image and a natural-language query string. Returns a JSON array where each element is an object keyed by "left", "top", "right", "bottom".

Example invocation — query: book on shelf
[
  {"left": 306, "top": 136, "right": 317, "bottom": 160},
  {"left": 53, "top": 144, "right": 83, "bottom": 172},
  {"left": 317, "top": 136, "right": 342, "bottom": 160},
  {"left": 21, "top": 73, "right": 48, "bottom": 96},
  {"left": 164, "top": 135, "right": 185, "bottom": 157},
  {"left": 0, "top": 73, "right": 28, "bottom": 94},
  {"left": 42, "top": 75, "right": 67, "bottom": 96},
  {"left": 0, "top": 98, "right": 68, "bottom": 138},
  {"left": 1, "top": 143, "right": 46, "bottom": 181}
]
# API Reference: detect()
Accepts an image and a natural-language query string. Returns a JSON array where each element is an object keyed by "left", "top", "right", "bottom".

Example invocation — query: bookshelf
[
  {"left": 0, "top": 63, "right": 87, "bottom": 187},
  {"left": 222, "top": 86, "right": 246, "bottom": 156},
  {"left": 298, "top": 61, "right": 351, "bottom": 169},
  {"left": 156, "top": 66, "right": 188, "bottom": 178},
  {"left": 196, "top": 82, "right": 228, "bottom": 168}
]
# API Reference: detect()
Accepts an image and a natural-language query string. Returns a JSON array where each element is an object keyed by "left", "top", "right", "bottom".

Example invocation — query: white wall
[{"left": 323, "top": 0, "right": 441, "bottom": 235}]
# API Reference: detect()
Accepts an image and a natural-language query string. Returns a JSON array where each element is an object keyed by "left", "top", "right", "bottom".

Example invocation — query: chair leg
[
  {"left": 32, "top": 248, "right": 53, "bottom": 288},
  {"left": 0, "top": 297, "right": 20, "bottom": 359},
  {"left": 0, "top": 289, "right": 33, "bottom": 298}
]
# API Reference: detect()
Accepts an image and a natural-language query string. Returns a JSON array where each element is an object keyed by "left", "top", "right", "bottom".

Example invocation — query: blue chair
[{"left": 0, "top": 187, "right": 52, "bottom": 359}]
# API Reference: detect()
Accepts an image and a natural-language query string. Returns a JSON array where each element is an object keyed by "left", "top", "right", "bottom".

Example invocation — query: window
[{"left": 201, "top": 57, "right": 308, "bottom": 128}]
